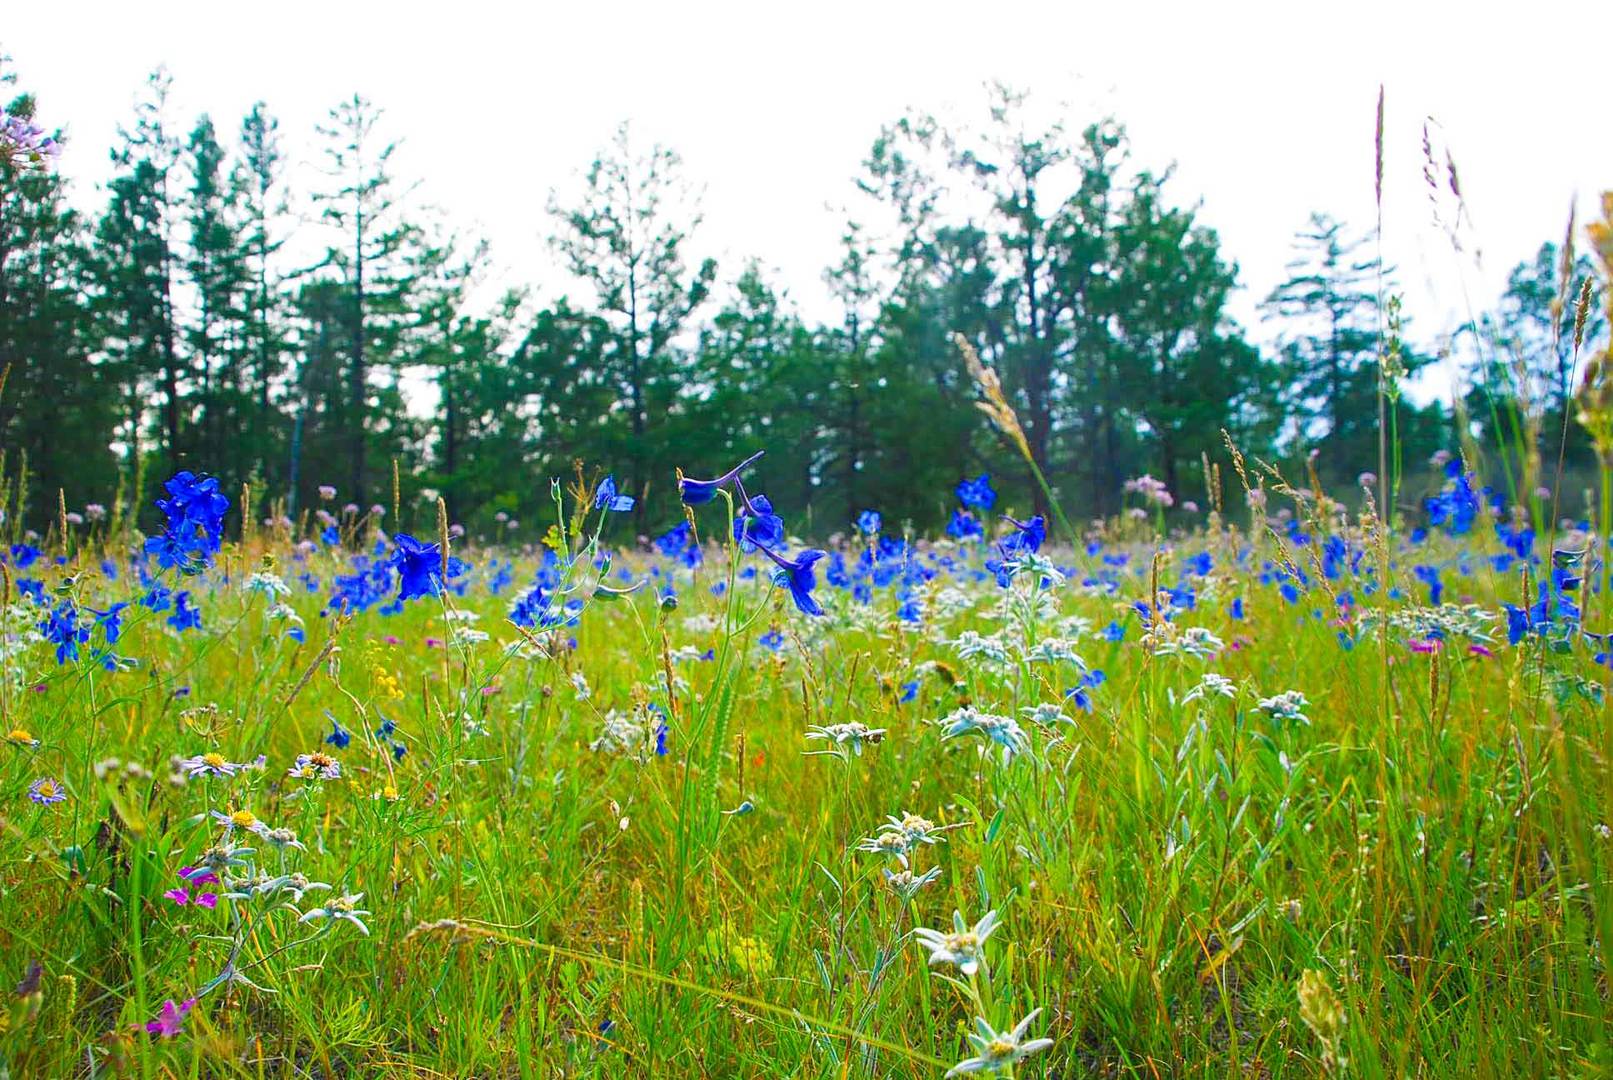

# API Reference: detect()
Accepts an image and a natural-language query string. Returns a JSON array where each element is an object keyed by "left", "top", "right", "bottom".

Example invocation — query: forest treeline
[{"left": 1, "top": 64, "right": 1606, "bottom": 537}]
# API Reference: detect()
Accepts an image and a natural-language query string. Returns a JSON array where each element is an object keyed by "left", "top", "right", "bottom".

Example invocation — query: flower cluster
[{"left": 146, "top": 472, "right": 231, "bottom": 573}]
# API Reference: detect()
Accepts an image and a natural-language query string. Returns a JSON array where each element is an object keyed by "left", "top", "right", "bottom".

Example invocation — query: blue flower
[
  {"left": 146, "top": 471, "right": 230, "bottom": 573},
  {"left": 758, "top": 628, "right": 785, "bottom": 651},
  {"left": 40, "top": 601, "right": 90, "bottom": 664},
  {"left": 89, "top": 602, "right": 129, "bottom": 644},
  {"left": 390, "top": 534, "right": 445, "bottom": 602},
  {"left": 325, "top": 713, "right": 352, "bottom": 749},
  {"left": 734, "top": 492, "right": 785, "bottom": 552},
  {"left": 946, "top": 509, "right": 984, "bottom": 540},
  {"left": 999, "top": 516, "right": 1046, "bottom": 556},
  {"left": 956, "top": 473, "right": 996, "bottom": 510},
  {"left": 1424, "top": 460, "right": 1480, "bottom": 536},
  {"left": 679, "top": 450, "right": 764, "bottom": 505},
  {"left": 761, "top": 546, "right": 828, "bottom": 616},
  {"left": 594, "top": 475, "right": 635, "bottom": 513},
  {"left": 857, "top": 510, "right": 882, "bottom": 535},
  {"left": 899, "top": 679, "right": 920, "bottom": 703},
  {"left": 167, "top": 591, "right": 202, "bottom": 632},
  {"left": 1067, "top": 669, "right": 1105, "bottom": 712}
]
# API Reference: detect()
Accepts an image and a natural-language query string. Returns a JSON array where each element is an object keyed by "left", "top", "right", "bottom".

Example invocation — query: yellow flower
[{"left": 6, "top": 728, "right": 39, "bottom": 748}]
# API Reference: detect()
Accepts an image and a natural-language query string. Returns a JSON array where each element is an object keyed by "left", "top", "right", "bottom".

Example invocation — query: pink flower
[
  {"left": 145, "top": 997, "right": 196, "bottom": 1038},
  {"left": 384, "top": 635, "right": 402, "bottom": 646},
  {"left": 165, "top": 867, "right": 219, "bottom": 908},
  {"left": 1468, "top": 644, "right": 1494, "bottom": 658},
  {"left": 1409, "top": 639, "right": 1441, "bottom": 654},
  {"left": 425, "top": 637, "right": 444, "bottom": 649}
]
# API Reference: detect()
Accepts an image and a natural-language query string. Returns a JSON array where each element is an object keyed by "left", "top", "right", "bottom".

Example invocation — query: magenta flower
[
  {"left": 1408, "top": 639, "right": 1441, "bottom": 655},
  {"left": 164, "top": 866, "right": 219, "bottom": 908},
  {"left": 145, "top": 997, "right": 196, "bottom": 1038},
  {"left": 1468, "top": 643, "right": 1494, "bottom": 658}
]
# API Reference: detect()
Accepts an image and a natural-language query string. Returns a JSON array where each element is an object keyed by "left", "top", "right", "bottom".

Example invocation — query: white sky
[{"left": 7, "top": 0, "right": 1612, "bottom": 400}]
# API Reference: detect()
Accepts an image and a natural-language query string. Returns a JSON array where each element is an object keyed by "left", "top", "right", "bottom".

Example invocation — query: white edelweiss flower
[
  {"left": 945, "top": 1009, "right": 1056, "bottom": 1076},
  {"left": 938, "top": 706, "right": 1029, "bottom": 763},
  {"left": 883, "top": 865, "right": 942, "bottom": 900},
  {"left": 951, "top": 630, "right": 1010, "bottom": 664},
  {"left": 1183, "top": 673, "right": 1239, "bottom": 703},
  {"left": 1020, "top": 702, "right": 1069, "bottom": 728},
  {"left": 912, "top": 909, "right": 1000, "bottom": 976},
  {"left": 1151, "top": 625, "right": 1225, "bottom": 659},
  {"left": 298, "top": 892, "right": 371, "bottom": 935},
  {"left": 1022, "top": 638, "right": 1087, "bottom": 668},
  {"left": 245, "top": 571, "right": 291, "bottom": 598},
  {"left": 805, "top": 721, "right": 887, "bottom": 757},
  {"left": 1257, "top": 690, "right": 1311, "bottom": 725},
  {"left": 265, "top": 602, "right": 303, "bottom": 625}
]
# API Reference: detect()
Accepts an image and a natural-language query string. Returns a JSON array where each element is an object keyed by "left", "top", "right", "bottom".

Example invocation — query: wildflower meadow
[
  {"left": 1, "top": 425, "right": 1611, "bottom": 1078},
  {"left": 2, "top": 27, "right": 1613, "bottom": 1080}
]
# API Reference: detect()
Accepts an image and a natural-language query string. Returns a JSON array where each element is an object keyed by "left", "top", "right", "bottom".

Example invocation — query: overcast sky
[{"left": 7, "top": 0, "right": 1611, "bottom": 394}]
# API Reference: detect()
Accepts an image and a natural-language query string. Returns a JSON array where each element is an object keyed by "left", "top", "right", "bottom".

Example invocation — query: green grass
[{"left": 0, "top": 491, "right": 1609, "bottom": 1079}]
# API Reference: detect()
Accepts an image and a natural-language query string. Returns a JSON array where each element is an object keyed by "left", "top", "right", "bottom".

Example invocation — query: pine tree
[
  {"left": 1102, "top": 172, "right": 1274, "bottom": 498},
  {"left": 93, "top": 68, "right": 185, "bottom": 471},
  {"left": 183, "top": 114, "right": 251, "bottom": 480},
  {"left": 1263, "top": 213, "right": 1399, "bottom": 481},
  {"left": 233, "top": 102, "right": 291, "bottom": 492},
  {"left": 548, "top": 122, "right": 716, "bottom": 525},
  {"left": 0, "top": 81, "right": 119, "bottom": 520},
  {"left": 310, "top": 94, "right": 419, "bottom": 506}
]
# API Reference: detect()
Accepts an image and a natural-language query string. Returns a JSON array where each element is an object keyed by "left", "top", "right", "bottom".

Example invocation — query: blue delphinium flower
[
  {"left": 679, "top": 450, "right": 764, "bottom": 505},
  {"left": 89, "top": 602, "right": 130, "bottom": 644},
  {"left": 759, "top": 545, "right": 828, "bottom": 616},
  {"left": 734, "top": 492, "right": 786, "bottom": 553},
  {"left": 325, "top": 713, "right": 353, "bottom": 749},
  {"left": 857, "top": 510, "right": 882, "bottom": 536},
  {"left": 984, "top": 515, "right": 1047, "bottom": 586},
  {"left": 1067, "top": 669, "right": 1106, "bottom": 712},
  {"left": 168, "top": 591, "right": 202, "bottom": 632},
  {"left": 391, "top": 534, "right": 445, "bottom": 602},
  {"left": 145, "top": 471, "right": 230, "bottom": 573},
  {"left": 999, "top": 515, "right": 1046, "bottom": 556},
  {"left": 946, "top": 509, "right": 983, "bottom": 540},
  {"left": 1424, "top": 458, "right": 1480, "bottom": 536},
  {"left": 956, "top": 473, "right": 996, "bottom": 510},
  {"left": 40, "top": 601, "right": 90, "bottom": 664},
  {"left": 594, "top": 475, "right": 635, "bottom": 513}
]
